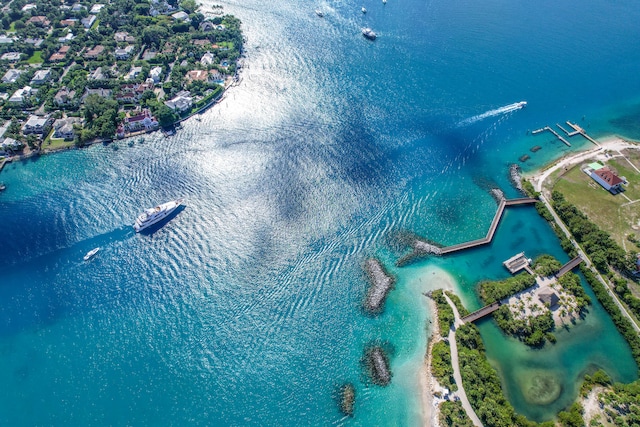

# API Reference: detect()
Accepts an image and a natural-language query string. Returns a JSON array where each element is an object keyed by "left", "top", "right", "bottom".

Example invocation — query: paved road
[
  {"left": 537, "top": 194, "right": 640, "bottom": 333},
  {"left": 444, "top": 294, "right": 484, "bottom": 427}
]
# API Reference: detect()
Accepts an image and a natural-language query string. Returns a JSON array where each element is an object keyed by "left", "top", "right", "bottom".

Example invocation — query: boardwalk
[
  {"left": 556, "top": 256, "right": 584, "bottom": 277},
  {"left": 566, "top": 121, "right": 601, "bottom": 147},
  {"left": 460, "top": 302, "right": 501, "bottom": 324},
  {"left": 439, "top": 197, "right": 537, "bottom": 255},
  {"left": 532, "top": 126, "right": 571, "bottom": 146}
]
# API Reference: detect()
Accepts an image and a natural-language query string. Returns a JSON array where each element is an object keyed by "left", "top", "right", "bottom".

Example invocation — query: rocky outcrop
[{"left": 363, "top": 258, "right": 395, "bottom": 314}]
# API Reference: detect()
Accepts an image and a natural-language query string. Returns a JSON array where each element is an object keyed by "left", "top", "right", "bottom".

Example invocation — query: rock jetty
[
  {"left": 363, "top": 346, "right": 392, "bottom": 386},
  {"left": 363, "top": 258, "right": 395, "bottom": 314},
  {"left": 339, "top": 383, "right": 355, "bottom": 416},
  {"left": 509, "top": 164, "right": 525, "bottom": 194}
]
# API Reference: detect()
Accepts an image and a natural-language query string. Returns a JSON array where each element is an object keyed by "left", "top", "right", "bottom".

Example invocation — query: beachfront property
[
  {"left": 22, "top": 115, "right": 51, "bottom": 135},
  {"left": 53, "top": 118, "right": 82, "bottom": 140},
  {"left": 0, "top": 1, "right": 242, "bottom": 151},
  {"left": 583, "top": 162, "right": 625, "bottom": 194},
  {"left": 165, "top": 91, "right": 193, "bottom": 113},
  {"left": 117, "top": 109, "right": 159, "bottom": 136}
]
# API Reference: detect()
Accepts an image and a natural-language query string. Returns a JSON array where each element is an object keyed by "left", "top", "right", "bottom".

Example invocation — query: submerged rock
[
  {"left": 363, "top": 346, "right": 392, "bottom": 386},
  {"left": 339, "top": 383, "right": 355, "bottom": 416},
  {"left": 363, "top": 258, "right": 395, "bottom": 314}
]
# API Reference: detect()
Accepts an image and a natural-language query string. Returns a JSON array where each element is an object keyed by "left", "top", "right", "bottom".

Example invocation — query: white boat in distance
[
  {"left": 315, "top": 9, "right": 324, "bottom": 17},
  {"left": 362, "top": 7, "right": 367, "bottom": 13},
  {"left": 84, "top": 247, "right": 100, "bottom": 261},
  {"left": 134, "top": 199, "right": 183, "bottom": 232}
]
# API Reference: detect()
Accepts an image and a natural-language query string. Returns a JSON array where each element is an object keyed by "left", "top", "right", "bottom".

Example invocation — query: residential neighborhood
[{"left": 0, "top": 0, "right": 242, "bottom": 157}]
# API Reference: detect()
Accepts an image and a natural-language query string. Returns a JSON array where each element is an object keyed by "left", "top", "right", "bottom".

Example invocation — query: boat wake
[{"left": 458, "top": 101, "right": 526, "bottom": 127}]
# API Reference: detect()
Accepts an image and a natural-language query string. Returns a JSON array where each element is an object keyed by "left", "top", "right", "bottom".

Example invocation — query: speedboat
[
  {"left": 83, "top": 247, "right": 100, "bottom": 261},
  {"left": 315, "top": 9, "right": 324, "bottom": 17},
  {"left": 134, "top": 199, "right": 183, "bottom": 232},
  {"left": 382, "top": 0, "right": 386, "bottom": 3},
  {"left": 362, "top": 28, "right": 377, "bottom": 40},
  {"left": 362, "top": 7, "right": 367, "bottom": 13}
]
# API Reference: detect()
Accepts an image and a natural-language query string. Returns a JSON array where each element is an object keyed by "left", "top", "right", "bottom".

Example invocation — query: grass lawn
[
  {"left": 27, "top": 51, "right": 43, "bottom": 64},
  {"left": 44, "top": 137, "right": 75, "bottom": 151},
  {"left": 553, "top": 160, "right": 640, "bottom": 250}
]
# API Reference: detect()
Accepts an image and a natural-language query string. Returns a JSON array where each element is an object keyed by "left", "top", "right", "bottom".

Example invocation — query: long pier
[
  {"left": 556, "top": 256, "right": 584, "bottom": 277},
  {"left": 438, "top": 197, "right": 537, "bottom": 255},
  {"left": 566, "top": 121, "right": 600, "bottom": 147},
  {"left": 556, "top": 123, "right": 580, "bottom": 137},
  {"left": 461, "top": 302, "right": 501, "bottom": 324}
]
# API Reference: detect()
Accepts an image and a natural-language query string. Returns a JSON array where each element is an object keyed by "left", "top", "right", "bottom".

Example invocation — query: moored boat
[
  {"left": 83, "top": 247, "right": 100, "bottom": 261},
  {"left": 362, "top": 27, "right": 377, "bottom": 40},
  {"left": 362, "top": 7, "right": 367, "bottom": 13},
  {"left": 134, "top": 199, "right": 183, "bottom": 232},
  {"left": 315, "top": 9, "right": 324, "bottom": 17}
]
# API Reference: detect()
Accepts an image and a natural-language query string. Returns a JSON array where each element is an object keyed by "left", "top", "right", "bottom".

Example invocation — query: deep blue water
[{"left": 1, "top": 0, "right": 640, "bottom": 424}]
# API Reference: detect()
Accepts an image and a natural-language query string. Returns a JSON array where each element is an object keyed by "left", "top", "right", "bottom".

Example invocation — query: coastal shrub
[
  {"left": 432, "top": 289, "right": 455, "bottom": 337},
  {"left": 478, "top": 272, "right": 536, "bottom": 304},
  {"left": 439, "top": 400, "right": 474, "bottom": 427},
  {"left": 580, "top": 266, "right": 640, "bottom": 364},
  {"left": 494, "top": 304, "right": 556, "bottom": 347},
  {"left": 557, "top": 272, "right": 591, "bottom": 311},
  {"left": 556, "top": 402, "right": 584, "bottom": 427},
  {"left": 456, "top": 324, "right": 536, "bottom": 427},
  {"left": 532, "top": 255, "right": 562, "bottom": 277},
  {"left": 445, "top": 291, "right": 470, "bottom": 317},
  {"left": 522, "top": 179, "right": 539, "bottom": 198},
  {"left": 431, "top": 341, "right": 457, "bottom": 392}
]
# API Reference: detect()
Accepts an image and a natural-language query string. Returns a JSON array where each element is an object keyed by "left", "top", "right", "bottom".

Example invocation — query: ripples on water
[{"left": 2, "top": 0, "right": 640, "bottom": 424}]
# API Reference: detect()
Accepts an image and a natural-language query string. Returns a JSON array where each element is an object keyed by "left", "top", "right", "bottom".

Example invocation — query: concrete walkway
[{"left": 443, "top": 294, "right": 484, "bottom": 427}]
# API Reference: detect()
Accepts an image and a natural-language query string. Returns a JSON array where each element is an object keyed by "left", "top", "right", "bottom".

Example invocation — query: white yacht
[
  {"left": 134, "top": 199, "right": 183, "bottom": 232},
  {"left": 83, "top": 247, "right": 100, "bottom": 261},
  {"left": 362, "top": 28, "right": 377, "bottom": 40},
  {"left": 362, "top": 7, "right": 367, "bottom": 13},
  {"left": 315, "top": 9, "right": 324, "bottom": 17}
]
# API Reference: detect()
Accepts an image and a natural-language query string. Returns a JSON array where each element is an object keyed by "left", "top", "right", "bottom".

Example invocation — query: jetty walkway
[
  {"left": 460, "top": 302, "right": 501, "bottom": 324},
  {"left": 531, "top": 121, "right": 600, "bottom": 148},
  {"left": 439, "top": 197, "right": 537, "bottom": 255},
  {"left": 556, "top": 256, "right": 584, "bottom": 277}
]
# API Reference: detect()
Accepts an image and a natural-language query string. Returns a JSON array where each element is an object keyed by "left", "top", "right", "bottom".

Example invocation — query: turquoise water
[{"left": 1, "top": 0, "right": 640, "bottom": 424}]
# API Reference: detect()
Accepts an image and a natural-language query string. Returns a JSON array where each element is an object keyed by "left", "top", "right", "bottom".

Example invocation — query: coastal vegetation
[
  {"left": 455, "top": 323, "right": 546, "bottom": 427},
  {"left": 551, "top": 191, "right": 640, "bottom": 322},
  {"left": 431, "top": 341, "right": 457, "bottom": 392},
  {"left": 492, "top": 305, "right": 555, "bottom": 347},
  {"left": 439, "top": 400, "right": 474, "bottom": 427},
  {"left": 478, "top": 272, "right": 536, "bottom": 304},
  {"left": 0, "top": 0, "right": 244, "bottom": 153},
  {"left": 432, "top": 289, "right": 455, "bottom": 336}
]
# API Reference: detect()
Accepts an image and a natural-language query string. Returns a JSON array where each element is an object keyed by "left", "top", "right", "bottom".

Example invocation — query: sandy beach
[{"left": 413, "top": 266, "right": 460, "bottom": 427}]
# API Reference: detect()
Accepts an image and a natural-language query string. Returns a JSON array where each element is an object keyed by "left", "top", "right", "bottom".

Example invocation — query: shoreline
[
  {"left": 523, "top": 134, "right": 640, "bottom": 192},
  {"left": 412, "top": 265, "right": 461, "bottom": 427}
]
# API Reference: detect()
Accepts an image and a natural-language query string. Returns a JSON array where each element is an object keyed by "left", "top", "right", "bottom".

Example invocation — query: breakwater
[
  {"left": 363, "top": 346, "right": 392, "bottom": 386},
  {"left": 363, "top": 258, "right": 396, "bottom": 314}
]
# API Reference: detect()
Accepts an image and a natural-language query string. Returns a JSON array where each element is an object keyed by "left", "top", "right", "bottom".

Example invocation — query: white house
[
  {"left": 30, "top": 69, "right": 51, "bottom": 85},
  {"left": 200, "top": 52, "right": 215, "bottom": 66},
  {"left": 149, "top": 66, "right": 163, "bottom": 83},
  {"left": 2, "top": 69, "right": 23, "bottom": 83},
  {"left": 90, "top": 4, "right": 105, "bottom": 14},
  {"left": 53, "top": 117, "right": 82, "bottom": 140},
  {"left": 588, "top": 167, "right": 624, "bottom": 193},
  {"left": 165, "top": 90, "right": 193, "bottom": 112},
  {"left": 8, "top": 86, "right": 32, "bottom": 105},
  {"left": 81, "top": 15, "right": 97, "bottom": 29},
  {"left": 126, "top": 66, "right": 143, "bottom": 80},
  {"left": 22, "top": 115, "right": 51, "bottom": 135},
  {"left": 171, "top": 11, "right": 190, "bottom": 22},
  {"left": 1, "top": 52, "right": 21, "bottom": 62},
  {"left": 115, "top": 45, "right": 135, "bottom": 60}
]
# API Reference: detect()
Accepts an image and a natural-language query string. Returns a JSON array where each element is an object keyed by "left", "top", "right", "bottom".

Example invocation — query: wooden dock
[
  {"left": 566, "top": 121, "right": 600, "bottom": 147},
  {"left": 461, "top": 302, "right": 501, "bottom": 324},
  {"left": 531, "top": 126, "right": 571, "bottom": 146},
  {"left": 556, "top": 256, "right": 584, "bottom": 277},
  {"left": 556, "top": 123, "right": 580, "bottom": 137},
  {"left": 438, "top": 197, "right": 537, "bottom": 255}
]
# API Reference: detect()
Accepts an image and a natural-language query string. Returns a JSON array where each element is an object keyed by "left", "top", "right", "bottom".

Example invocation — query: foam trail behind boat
[{"left": 458, "top": 101, "right": 527, "bottom": 127}]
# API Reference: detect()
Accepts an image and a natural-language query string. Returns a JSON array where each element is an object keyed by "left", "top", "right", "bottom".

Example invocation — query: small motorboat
[
  {"left": 315, "top": 9, "right": 324, "bottom": 17},
  {"left": 362, "top": 27, "right": 377, "bottom": 40},
  {"left": 83, "top": 247, "right": 100, "bottom": 261},
  {"left": 0, "top": 182, "right": 5, "bottom": 191},
  {"left": 362, "top": 7, "right": 367, "bottom": 13}
]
